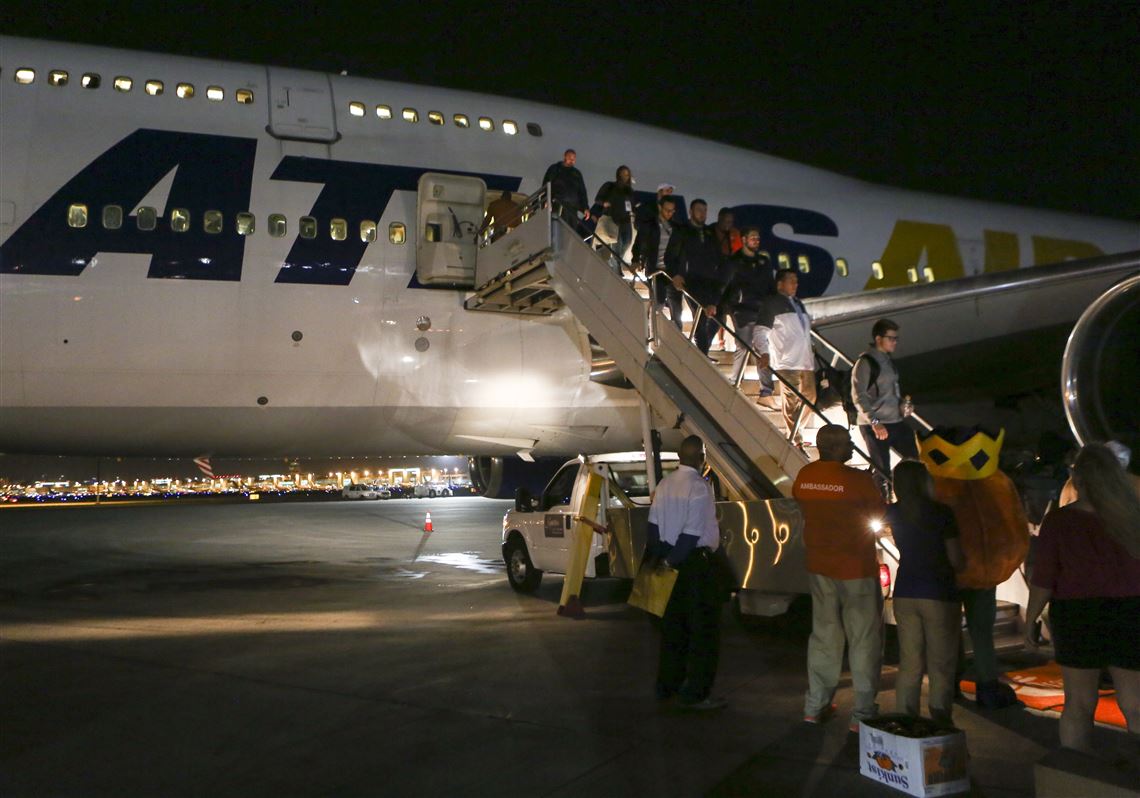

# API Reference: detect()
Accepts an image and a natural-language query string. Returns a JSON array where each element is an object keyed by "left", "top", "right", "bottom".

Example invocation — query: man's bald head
[
  {"left": 679, "top": 435, "right": 705, "bottom": 468},
  {"left": 816, "top": 425, "right": 853, "bottom": 462}
]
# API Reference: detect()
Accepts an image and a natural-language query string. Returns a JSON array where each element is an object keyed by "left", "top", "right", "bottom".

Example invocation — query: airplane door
[
  {"left": 416, "top": 173, "right": 486, "bottom": 286},
  {"left": 266, "top": 68, "right": 339, "bottom": 143}
]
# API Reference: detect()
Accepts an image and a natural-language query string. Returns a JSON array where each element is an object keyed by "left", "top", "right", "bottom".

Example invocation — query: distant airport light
[
  {"left": 145, "top": 80, "right": 164, "bottom": 96},
  {"left": 427, "top": 111, "right": 444, "bottom": 126},
  {"left": 82, "top": 73, "right": 101, "bottom": 89},
  {"left": 349, "top": 101, "right": 365, "bottom": 117},
  {"left": 503, "top": 120, "right": 518, "bottom": 135},
  {"left": 113, "top": 76, "right": 133, "bottom": 92},
  {"left": 15, "top": 68, "right": 35, "bottom": 84},
  {"left": 453, "top": 114, "right": 469, "bottom": 128},
  {"left": 235, "top": 89, "right": 254, "bottom": 104},
  {"left": 402, "top": 107, "right": 419, "bottom": 123},
  {"left": 871, "top": 261, "right": 884, "bottom": 280},
  {"left": 376, "top": 104, "right": 392, "bottom": 119},
  {"left": 176, "top": 83, "right": 195, "bottom": 99},
  {"left": 49, "top": 70, "right": 69, "bottom": 87},
  {"left": 206, "top": 85, "right": 224, "bottom": 101},
  {"left": 478, "top": 116, "right": 494, "bottom": 131}
]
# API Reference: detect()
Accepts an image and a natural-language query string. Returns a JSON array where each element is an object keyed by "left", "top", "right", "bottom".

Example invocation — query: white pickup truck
[{"left": 500, "top": 452, "right": 811, "bottom": 617}]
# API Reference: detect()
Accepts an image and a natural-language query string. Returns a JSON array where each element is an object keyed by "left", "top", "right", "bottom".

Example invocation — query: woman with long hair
[
  {"left": 886, "top": 460, "right": 965, "bottom": 725},
  {"left": 1026, "top": 442, "right": 1140, "bottom": 752}
]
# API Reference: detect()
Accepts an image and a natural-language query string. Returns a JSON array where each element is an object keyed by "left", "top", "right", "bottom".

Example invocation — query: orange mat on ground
[{"left": 960, "top": 663, "right": 1125, "bottom": 729}]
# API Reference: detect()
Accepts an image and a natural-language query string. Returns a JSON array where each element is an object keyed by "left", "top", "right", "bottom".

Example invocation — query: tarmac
[{"left": 1, "top": 496, "right": 1135, "bottom": 796}]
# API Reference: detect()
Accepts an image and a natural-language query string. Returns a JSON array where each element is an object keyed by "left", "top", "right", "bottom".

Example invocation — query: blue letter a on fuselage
[{"left": 0, "top": 129, "right": 256, "bottom": 281}]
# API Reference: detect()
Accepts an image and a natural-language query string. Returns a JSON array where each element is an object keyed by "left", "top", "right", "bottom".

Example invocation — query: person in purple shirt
[{"left": 886, "top": 460, "right": 965, "bottom": 726}]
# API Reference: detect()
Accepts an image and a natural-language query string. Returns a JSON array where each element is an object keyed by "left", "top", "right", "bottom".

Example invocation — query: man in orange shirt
[{"left": 793, "top": 424, "right": 886, "bottom": 732}]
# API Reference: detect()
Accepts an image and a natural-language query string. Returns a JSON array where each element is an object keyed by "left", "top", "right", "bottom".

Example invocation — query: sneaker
[
  {"left": 803, "top": 703, "right": 837, "bottom": 724},
  {"left": 679, "top": 696, "right": 728, "bottom": 711}
]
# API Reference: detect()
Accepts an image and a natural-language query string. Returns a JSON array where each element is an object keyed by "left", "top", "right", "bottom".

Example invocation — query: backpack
[{"left": 816, "top": 353, "right": 879, "bottom": 425}]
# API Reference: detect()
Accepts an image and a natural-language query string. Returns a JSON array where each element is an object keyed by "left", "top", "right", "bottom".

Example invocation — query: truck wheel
[{"left": 504, "top": 539, "right": 542, "bottom": 593}]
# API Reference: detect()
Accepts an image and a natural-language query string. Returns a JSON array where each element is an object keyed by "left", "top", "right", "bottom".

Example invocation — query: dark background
[{"left": 3, "top": 1, "right": 1137, "bottom": 220}]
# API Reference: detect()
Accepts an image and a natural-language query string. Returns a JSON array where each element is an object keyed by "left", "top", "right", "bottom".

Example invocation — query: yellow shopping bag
[{"left": 627, "top": 562, "right": 679, "bottom": 617}]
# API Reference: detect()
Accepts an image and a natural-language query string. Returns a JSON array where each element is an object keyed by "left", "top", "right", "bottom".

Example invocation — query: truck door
[
  {"left": 266, "top": 68, "right": 339, "bottom": 143},
  {"left": 529, "top": 463, "right": 580, "bottom": 569},
  {"left": 415, "top": 172, "right": 486, "bottom": 287}
]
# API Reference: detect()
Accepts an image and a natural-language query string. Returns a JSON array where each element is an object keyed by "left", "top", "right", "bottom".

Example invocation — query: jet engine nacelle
[
  {"left": 1062, "top": 273, "right": 1140, "bottom": 463},
  {"left": 467, "top": 455, "right": 567, "bottom": 499}
]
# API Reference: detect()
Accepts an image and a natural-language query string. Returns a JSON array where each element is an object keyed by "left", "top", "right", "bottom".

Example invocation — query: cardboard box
[{"left": 859, "top": 714, "right": 969, "bottom": 797}]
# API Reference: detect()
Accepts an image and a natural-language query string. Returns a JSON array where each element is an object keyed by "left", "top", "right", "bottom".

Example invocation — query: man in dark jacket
[
  {"left": 723, "top": 227, "right": 776, "bottom": 392},
  {"left": 633, "top": 196, "right": 678, "bottom": 308},
  {"left": 665, "top": 199, "right": 726, "bottom": 355},
  {"left": 541, "top": 149, "right": 590, "bottom": 231}
]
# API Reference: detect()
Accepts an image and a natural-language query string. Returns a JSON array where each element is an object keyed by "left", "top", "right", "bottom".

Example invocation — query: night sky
[{"left": 3, "top": 2, "right": 1137, "bottom": 220}]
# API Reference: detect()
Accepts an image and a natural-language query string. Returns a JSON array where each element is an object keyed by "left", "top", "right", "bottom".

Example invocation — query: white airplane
[{"left": 2, "top": 36, "right": 1137, "bottom": 494}]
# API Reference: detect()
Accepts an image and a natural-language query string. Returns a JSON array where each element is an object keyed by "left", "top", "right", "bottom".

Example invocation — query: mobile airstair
[{"left": 466, "top": 188, "right": 903, "bottom": 499}]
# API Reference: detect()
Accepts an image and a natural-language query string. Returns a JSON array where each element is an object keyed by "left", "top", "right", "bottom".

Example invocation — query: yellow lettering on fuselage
[
  {"left": 867, "top": 221, "right": 965, "bottom": 289},
  {"left": 983, "top": 230, "right": 1020, "bottom": 272},
  {"left": 1031, "top": 236, "right": 1103, "bottom": 265}
]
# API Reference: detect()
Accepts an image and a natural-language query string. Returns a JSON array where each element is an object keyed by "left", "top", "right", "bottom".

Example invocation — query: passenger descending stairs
[{"left": 466, "top": 198, "right": 808, "bottom": 500}]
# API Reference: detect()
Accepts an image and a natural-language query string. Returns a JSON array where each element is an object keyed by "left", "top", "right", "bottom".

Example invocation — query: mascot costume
[{"left": 919, "top": 426, "right": 1028, "bottom": 709}]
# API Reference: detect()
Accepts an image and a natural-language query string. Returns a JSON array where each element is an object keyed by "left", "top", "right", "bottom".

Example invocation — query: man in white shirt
[
  {"left": 756, "top": 269, "right": 817, "bottom": 445},
  {"left": 646, "top": 435, "right": 727, "bottom": 710}
]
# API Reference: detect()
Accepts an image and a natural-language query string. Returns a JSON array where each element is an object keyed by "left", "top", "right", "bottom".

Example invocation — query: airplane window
[
  {"left": 906, "top": 267, "right": 919, "bottom": 283},
  {"left": 67, "top": 204, "right": 88, "bottom": 228},
  {"left": 206, "top": 86, "right": 224, "bottom": 101},
  {"left": 145, "top": 80, "right": 164, "bottom": 96},
  {"left": 170, "top": 208, "right": 191, "bottom": 233},
  {"left": 114, "top": 76, "right": 133, "bottom": 92},
  {"left": 478, "top": 117, "right": 494, "bottom": 131},
  {"left": 49, "top": 70, "right": 69, "bottom": 87},
  {"left": 360, "top": 220, "right": 378, "bottom": 243},
  {"left": 299, "top": 216, "right": 317, "bottom": 239},
  {"left": 176, "top": 83, "right": 195, "bottom": 99},
  {"left": 453, "top": 114, "right": 469, "bottom": 128},
  {"left": 82, "top": 73, "right": 101, "bottom": 89},
  {"left": 330, "top": 218, "right": 348, "bottom": 241},
  {"left": 389, "top": 222, "right": 406, "bottom": 245},
  {"left": 236, "top": 212, "right": 256, "bottom": 236},
  {"left": 376, "top": 104, "right": 392, "bottom": 119},
  {"left": 235, "top": 89, "right": 254, "bottom": 104},
  {"left": 136, "top": 206, "right": 157, "bottom": 231},
  {"left": 427, "top": 111, "right": 444, "bottom": 126},
  {"left": 923, "top": 266, "right": 935, "bottom": 283},
  {"left": 502, "top": 120, "right": 518, "bottom": 136},
  {"left": 797, "top": 254, "right": 810, "bottom": 273},
  {"left": 349, "top": 102, "right": 365, "bottom": 117},
  {"left": 871, "top": 261, "right": 884, "bottom": 280},
  {"left": 268, "top": 214, "right": 287, "bottom": 237},
  {"left": 402, "top": 108, "right": 419, "bottom": 123},
  {"left": 526, "top": 122, "right": 542, "bottom": 137},
  {"left": 15, "top": 68, "right": 35, "bottom": 84},
  {"left": 836, "top": 258, "right": 848, "bottom": 277},
  {"left": 102, "top": 205, "right": 123, "bottom": 230},
  {"left": 777, "top": 252, "right": 791, "bottom": 270},
  {"left": 203, "top": 210, "right": 223, "bottom": 234}
]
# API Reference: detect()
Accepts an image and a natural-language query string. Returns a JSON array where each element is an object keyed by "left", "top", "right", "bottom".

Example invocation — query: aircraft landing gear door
[
  {"left": 416, "top": 173, "right": 486, "bottom": 287},
  {"left": 266, "top": 68, "right": 339, "bottom": 143}
]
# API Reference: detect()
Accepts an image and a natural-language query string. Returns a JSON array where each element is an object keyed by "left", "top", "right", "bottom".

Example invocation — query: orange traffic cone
[{"left": 424, "top": 512, "right": 433, "bottom": 532}]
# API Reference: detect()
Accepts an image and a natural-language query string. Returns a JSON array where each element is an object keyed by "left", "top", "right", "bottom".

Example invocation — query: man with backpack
[{"left": 851, "top": 318, "right": 918, "bottom": 499}]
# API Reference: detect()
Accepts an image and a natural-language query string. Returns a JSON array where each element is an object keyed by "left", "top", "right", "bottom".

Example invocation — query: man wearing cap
[
  {"left": 647, "top": 434, "right": 727, "bottom": 710},
  {"left": 636, "top": 182, "right": 676, "bottom": 224}
]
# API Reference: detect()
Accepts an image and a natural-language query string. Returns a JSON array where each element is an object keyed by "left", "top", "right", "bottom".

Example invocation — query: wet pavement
[{"left": 1, "top": 497, "right": 1134, "bottom": 796}]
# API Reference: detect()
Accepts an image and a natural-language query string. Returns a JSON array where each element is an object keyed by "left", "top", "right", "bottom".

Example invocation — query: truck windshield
[{"left": 605, "top": 461, "right": 678, "bottom": 499}]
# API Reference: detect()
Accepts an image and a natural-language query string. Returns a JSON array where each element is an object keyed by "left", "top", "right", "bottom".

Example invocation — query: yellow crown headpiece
[{"left": 919, "top": 427, "right": 1005, "bottom": 480}]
